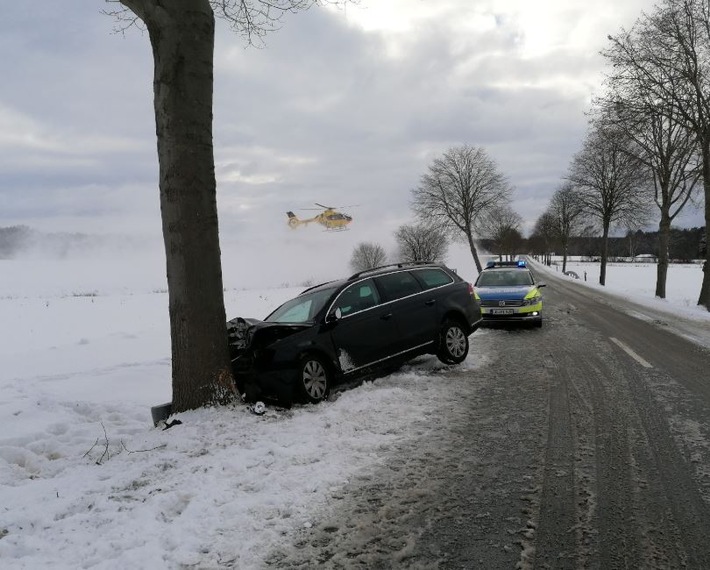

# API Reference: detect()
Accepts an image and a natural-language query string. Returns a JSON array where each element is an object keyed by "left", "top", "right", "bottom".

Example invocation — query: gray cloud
[{"left": 5, "top": 0, "right": 694, "bottom": 282}]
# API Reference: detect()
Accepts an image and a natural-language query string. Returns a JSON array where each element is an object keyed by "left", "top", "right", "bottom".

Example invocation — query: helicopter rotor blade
[{"left": 312, "top": 203, "right": 360, "bottom": 209}]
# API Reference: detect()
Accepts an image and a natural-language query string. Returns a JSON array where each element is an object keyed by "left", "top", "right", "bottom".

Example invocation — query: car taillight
[{"left": 467, "top": 283, "right": 474, "bottom": 295}]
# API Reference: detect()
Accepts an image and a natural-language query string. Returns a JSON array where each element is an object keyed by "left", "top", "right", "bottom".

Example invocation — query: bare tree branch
[
  {"left": 349, "top": 242, "right": 387, "bottom": 273},
  {"left": 603, "top": 0, "right": 710, "bottom": 307},
  {"left": 411, "top": 145, "right": 512, "bottom": 272},
  {"left": 120, "top": 441, "right": 169, "bottom": 454},
  {"left": 478, "top": 205, "right": 523, "bottom": 261},
  {"left": 395, "top": 224, "right": 448, "bottom": 264},
  {"left": 547, "top": 183, "right": 587, "bottom": 273},
  {"left": 567, "top": 122, "right": 653, "bottom": 285},
  {"left": 110, "top": 0, "right": 352, "bottom": 45}
]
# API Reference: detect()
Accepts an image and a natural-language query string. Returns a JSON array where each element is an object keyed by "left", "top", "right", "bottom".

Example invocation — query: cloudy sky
[{"left": 2, "top": 0, "right": 702, "bottom": 283}]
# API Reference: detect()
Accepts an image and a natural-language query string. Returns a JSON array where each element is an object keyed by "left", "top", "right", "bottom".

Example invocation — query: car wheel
[
  {"left": 535, "top": 318, "right": 543, "bottom": 328},
  {"left": 437, "top": 320, "right": 469, "bottom": 365},
  {"left": 297, "top": 355, "right": 331, "bottom": 404}
]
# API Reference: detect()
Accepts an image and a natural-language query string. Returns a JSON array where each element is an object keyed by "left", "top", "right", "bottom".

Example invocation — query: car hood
[
  {"left": 227, "top": 317, "right": 310, "bottom": 353},
  {"left": 475, "top": 285, "right": 536, "bottom": 300}
]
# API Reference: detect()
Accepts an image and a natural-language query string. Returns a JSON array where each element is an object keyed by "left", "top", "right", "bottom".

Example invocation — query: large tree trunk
[
  {"left": 600, "top": 222, "right": 610, "bottom": 286},
  {"left": 656, "top": 208, "right": 671, "bottom": 299},
  {"left": 143, "top": 0, "right": 235, "bottom": 412}
]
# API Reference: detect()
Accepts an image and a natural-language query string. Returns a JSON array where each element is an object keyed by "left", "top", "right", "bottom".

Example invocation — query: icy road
[{"left": 266, "top": 268, "right": 710, "bottom": 568}]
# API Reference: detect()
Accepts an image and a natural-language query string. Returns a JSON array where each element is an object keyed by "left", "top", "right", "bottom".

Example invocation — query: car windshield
[
  {"left": 265, "top": 286, "right": 338, "bottom": 323},
  {"left": 477, "top": 270, "right": 534, "bottom": 287}
]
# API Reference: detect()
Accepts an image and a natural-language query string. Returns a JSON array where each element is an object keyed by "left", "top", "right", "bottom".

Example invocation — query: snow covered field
[
  {"left": 1, "top": 253, "right": 709, "bottom": 568},
  {"left": 544, "top": 258, "right": 710, "bottom": 321}
]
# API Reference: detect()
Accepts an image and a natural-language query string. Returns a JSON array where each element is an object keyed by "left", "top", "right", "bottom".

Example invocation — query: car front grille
[{"left": 480, "top": 299, "right": 524, "bottom": 308}]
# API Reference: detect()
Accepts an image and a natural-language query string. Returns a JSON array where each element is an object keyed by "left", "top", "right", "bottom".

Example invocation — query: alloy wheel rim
[
  {"left": 303, "top": 360, "right": 327, "bottom": 399},
  {"left": 446, "top": 327, "right": 466, "bottom": 358}
]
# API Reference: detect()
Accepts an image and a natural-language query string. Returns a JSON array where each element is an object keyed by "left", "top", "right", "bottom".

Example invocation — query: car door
[
  {"left": 373, "top": 271, "right": 437, "bottom": 353},
  {"left": 328, "top": 279, "right": 398, "bottom": 373}
]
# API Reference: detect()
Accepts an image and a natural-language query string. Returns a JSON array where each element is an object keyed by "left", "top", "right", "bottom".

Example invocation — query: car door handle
[
  {"left": 425, "top": 299, "right": 436, "bottom": 306},
  {"left": 380, "top": 312, "right": 393, "bottom": 320}
]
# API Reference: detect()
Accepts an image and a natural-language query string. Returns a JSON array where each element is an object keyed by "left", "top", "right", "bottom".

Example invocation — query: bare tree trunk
[
  {"left": 656, "top": 208, "right": 671, "bottom": 299},
  {"left": 600, "top": 222, "right": 610, "bottom": 286},
  {"left": 700, "top": 144, "right": 710, "bottom": 310},
  {"left": 561, "top": 236, "right": 569, "bottom": 274},
  {"left": 466, "top": 232, "right": 483, "bottom": 272},
  {"left": 145, "top": 0, "right": 235, "bottom": 412}
]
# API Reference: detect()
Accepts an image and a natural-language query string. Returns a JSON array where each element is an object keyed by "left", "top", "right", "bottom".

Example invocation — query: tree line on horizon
[
  {"left": 350, "top": 222, "right": 706, "bottom": 275},
  {"left": 527, "top": 226, "right": 706, "bottom": 264}
]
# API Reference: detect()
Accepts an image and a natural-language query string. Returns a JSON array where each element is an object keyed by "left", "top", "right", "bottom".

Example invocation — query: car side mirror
[
  {"left": 326, "top": 307, "right": 342, "bottom": 323},
  {"left": 537, "top": 282, "right": 547, "bottom": 288}
]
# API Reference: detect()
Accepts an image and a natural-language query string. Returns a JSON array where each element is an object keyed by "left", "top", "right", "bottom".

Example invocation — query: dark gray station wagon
[{"left": 227, "top": 262, "right": 482, "bottom": 406}]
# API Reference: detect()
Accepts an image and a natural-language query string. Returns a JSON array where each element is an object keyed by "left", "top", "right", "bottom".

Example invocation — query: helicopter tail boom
[{"left": 286, "top": 211, "right": 316, "bottom": 228}]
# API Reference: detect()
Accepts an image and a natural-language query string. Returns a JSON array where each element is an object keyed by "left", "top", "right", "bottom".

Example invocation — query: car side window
[
  {"left": 413, "top": 268, "right": 453, "bottom": 290},
  {"left": 333, "top": 279, "right": 380, "bottom": 317},
  {"left": 374, "top": 271, "right": 422, "bottom": 302}
]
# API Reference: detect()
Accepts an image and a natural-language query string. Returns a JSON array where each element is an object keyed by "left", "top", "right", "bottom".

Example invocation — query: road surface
[{"left": 266, "top": 266, "right": 710, "bottom": 569}]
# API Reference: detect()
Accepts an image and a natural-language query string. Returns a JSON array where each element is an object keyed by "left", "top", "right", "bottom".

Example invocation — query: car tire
[
  {"left": 535, "top": 318, "right": 543, "bottom": 328},
  {"left": 437, "top": 320, "right": 469, "bottom": 365},
  {"left": 297, "top": 355, "right": 331, "bottom": 404}
]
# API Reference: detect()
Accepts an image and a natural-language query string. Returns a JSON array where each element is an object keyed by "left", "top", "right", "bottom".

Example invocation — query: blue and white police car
[{"left": 473, "top": 260, "right": 546, "bottom": 327}]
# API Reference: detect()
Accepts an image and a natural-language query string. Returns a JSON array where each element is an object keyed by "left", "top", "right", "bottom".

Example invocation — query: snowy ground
[
  {"left": 549, "top": 257, "right": 703, "bottom": 305},
  {"left": 1, "top": 253, "right": 709, "bottom": 568},
  {"left": 541, "top": 257, "right": 710, "bottom": 326}
]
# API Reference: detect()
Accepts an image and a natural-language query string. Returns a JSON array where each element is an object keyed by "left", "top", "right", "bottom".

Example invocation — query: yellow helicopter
[{"left": 286, "top": 203, "right": 354, "bottom": 231}]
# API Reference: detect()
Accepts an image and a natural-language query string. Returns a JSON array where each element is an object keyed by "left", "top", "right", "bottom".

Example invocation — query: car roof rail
[
  {"left": 348, "top": 260, "right": 436, "bottom": 280},
  {"left": 298, "top": 279, "right": 338, "bottom": 295}
]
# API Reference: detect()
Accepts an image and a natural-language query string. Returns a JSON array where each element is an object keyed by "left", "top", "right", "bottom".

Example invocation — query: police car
[{"left": 473, "top": 260, "right": 546, "bottom": 327}]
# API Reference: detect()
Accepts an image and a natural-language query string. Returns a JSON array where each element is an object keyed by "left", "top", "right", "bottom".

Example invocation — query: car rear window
[
  {"left": 374, "top": 271, "right": 422, "bottom": 301},
  {"left": 413, "top": 268, "right": 454, "bottom": 290}
]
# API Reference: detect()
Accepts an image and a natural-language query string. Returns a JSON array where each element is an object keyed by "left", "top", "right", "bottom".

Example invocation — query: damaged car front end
[
  {"left": 227, "top": 316, "right": 321, "bottom": 405},
  {"left": 227, "top": 282, "right": 340, "bottom": 406}
]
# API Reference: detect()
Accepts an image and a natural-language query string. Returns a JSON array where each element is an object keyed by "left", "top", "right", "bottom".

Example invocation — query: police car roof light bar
[{"left": 485, "top": 260, "right": 527, "bottom": 269}]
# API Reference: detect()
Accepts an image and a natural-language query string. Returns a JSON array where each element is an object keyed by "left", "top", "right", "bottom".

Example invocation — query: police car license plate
[{"left": 491, "top": 308, "right": 514, "bottom": 315}]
